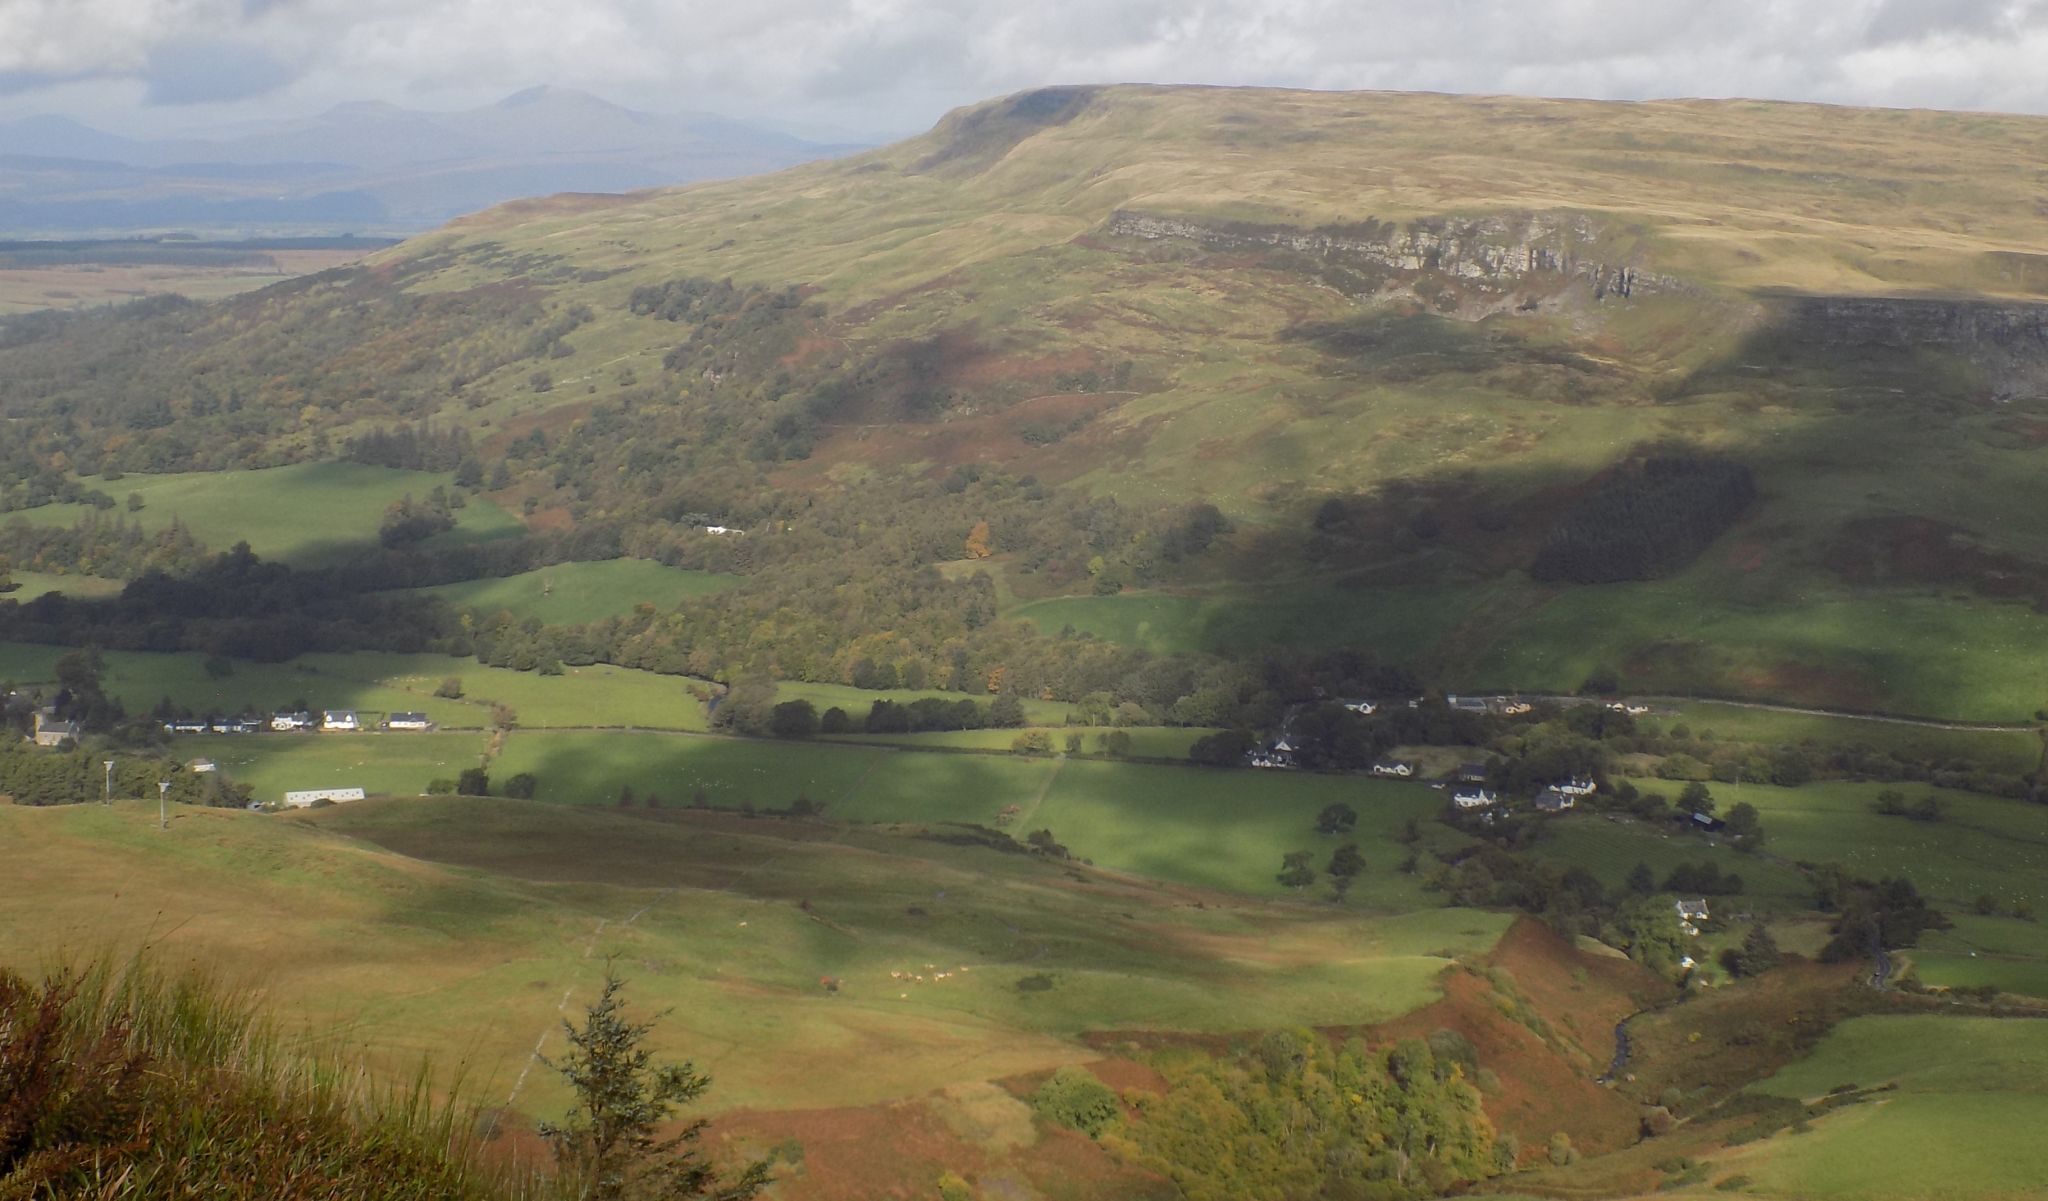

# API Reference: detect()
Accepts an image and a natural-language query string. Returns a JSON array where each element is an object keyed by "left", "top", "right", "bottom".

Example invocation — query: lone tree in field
[
  {"left": 542, "top": 972, "right": 767, "bottom": 1201},
  {"left": 1315, "top": 802, "right": 1358, "bottom": 835}
]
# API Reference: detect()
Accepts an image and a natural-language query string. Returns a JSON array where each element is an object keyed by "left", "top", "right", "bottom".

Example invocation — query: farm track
[
  {"left": 1524, "top": 693, "right": 2036, "bottom": 733},
  {"left": 1006, "top": 754, "right": 1066, "bottom": 833}
]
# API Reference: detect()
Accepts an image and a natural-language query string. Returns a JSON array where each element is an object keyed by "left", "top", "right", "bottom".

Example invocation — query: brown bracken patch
[{"left": 1825, "top": 514, "right": 2048, "bottom": 605}]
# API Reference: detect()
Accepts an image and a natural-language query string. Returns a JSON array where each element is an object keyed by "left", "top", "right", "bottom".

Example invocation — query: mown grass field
[
  {"left": 0, "top": 796, "right": 1505, "bottom": 1122},
  {"left": 14, "top": 462, "right": 523, "bottom": 565},
  {"left": 1653, "top": 703, "right": 2041, "bottom": 776},
  {"left": 1724, "top": 1015, "right": 2048, "bottom": 1200},
  {"left": 173, "top": 731, "right": 489, "bottom": 801},
  {"left": 391, "top": 558, "right": 739, "bottom": 625}
]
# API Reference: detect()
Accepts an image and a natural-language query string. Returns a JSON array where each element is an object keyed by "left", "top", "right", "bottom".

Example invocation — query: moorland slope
[{"left": 8, "top": 85, "right": 2048, "bottom": 716}]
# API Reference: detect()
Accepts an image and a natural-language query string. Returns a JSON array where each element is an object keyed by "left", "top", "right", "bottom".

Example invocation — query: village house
[
  {"left": 1451, "top": 787, "right": 1499, "bottom": 810},
  {"left": 1447, "top": 695, "right": 1491, "bottom": 714},
  {"left": 271, "top": 711, "right": 314, "bottom": 732},
  {"left": 1370, "top": 759, "right": 1415, "bottom": 778},
  {"left": 1557, "top": 777, "right": 1597, "bottom": 797},
  {"left": 31, "top": 710, "right": 80, "bottom": 748},
  {"left": 1534, "top": 787, "right": 1575, "bottom": 813},
  {"left": 165, "top": 718, "right": 211, "bottom": 735},
  {"left": 282, "top": 787, "right": 366, "bottom": 808},
  {"left": 385, "top": 712, "right": 433, "bottom": 732},
  {"left": 1456, "top": 762, "right": 1490, "bottom": 783},
  {"left": 1339, "top": 698, "right": 1378, "bottom": 715},
  {"left": 321, "top": 710, "right": 360, "bottom": 733},
  {"left": 188, "top": 759, "right": 218, "bottom": 774}
]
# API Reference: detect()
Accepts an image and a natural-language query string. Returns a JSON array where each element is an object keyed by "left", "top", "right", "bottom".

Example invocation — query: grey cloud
[
  {"left": 142, "top": 35, "right": 298, "bottom": 104},
  {"left": 6, "top": 1, "right": 2048, "bottom": 136},
  {"left": 0, "top": 68, "right": 96, "bottom": 96},
  {"left": 1865, "top": 0, "right": 2012, "bottom": 43}
]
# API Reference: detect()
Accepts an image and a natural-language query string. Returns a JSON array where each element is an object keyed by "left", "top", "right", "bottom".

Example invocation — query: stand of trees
[
  {"left": 1532, "top": 456, "right": 1755, "bottom": 583},
  {"left": 1102, "top": 1029, "right": 1505, "bottom": 1199}
]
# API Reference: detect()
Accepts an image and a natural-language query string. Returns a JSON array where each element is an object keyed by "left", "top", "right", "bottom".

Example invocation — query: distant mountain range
[{"left": 0, "top": 86, "right": 860, "bottom": 235}]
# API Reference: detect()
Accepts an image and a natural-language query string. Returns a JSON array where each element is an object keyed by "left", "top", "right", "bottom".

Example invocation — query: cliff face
[
  {"left": 1777, "top": 295, "right": 2048, "bottom": 351},
  {"left": 1103, "top": 209, "right": 1680, "bottom": 306},
  {"left": 1771, "top": 296, "right": 2048, "bottom": 398}
]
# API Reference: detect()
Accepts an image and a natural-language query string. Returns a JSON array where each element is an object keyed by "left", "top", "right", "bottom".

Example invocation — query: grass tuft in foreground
[{"left": 0, "top": 957, "right": 522, "bottom": 1200}]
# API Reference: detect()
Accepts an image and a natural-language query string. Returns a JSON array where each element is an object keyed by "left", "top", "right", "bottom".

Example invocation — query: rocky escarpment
[
  {"left": 1775, "top": 295, "right": 2048, "bottom": 351},
  {"left": 1771, "top": 295, "right": 2048, "bottom": 399},
  {"left": 1103, "top": 209, "right": 1682, "bottom": 309}
]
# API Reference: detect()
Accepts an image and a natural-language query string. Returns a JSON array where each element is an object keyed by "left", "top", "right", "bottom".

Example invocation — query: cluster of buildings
[
  {"left": 1449, "top": 768, "right": 1597, "bottom": 815},
  {"left": 162, "top": 709, "right": 434, "bottom": 735}
]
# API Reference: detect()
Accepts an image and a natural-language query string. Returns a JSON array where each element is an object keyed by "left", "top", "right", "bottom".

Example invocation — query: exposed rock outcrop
[
  {"left": 1774, "top": 294, "right": 2048, "bottom": 351},
  {"left": 1104, "top": 209, "right": 1680, "bottom": 307},
  {"left": 1770, "top": 295, "right": 2048, "bottom": 399}
]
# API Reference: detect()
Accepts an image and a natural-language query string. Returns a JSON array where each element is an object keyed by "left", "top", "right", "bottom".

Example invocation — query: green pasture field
[
  {"left": 1033, "top": 761, "right": 1464, "bottom": 906},
  {"left": 828, "top": 751, "right": 1058, "bottom": 824},
  {"left": 1726, "top": 1016, "right": 2048, "bottom": 1200},
  {"left": 1911, "top": 911, "right": 2048, "bottom": 1000},
  {"left": 174, "top": 731, "right": 489, "bottom": 802},
  {"left": 1019, "top": 569, "right": 2048, "bottom": 725},
  {"left": 390, "top": 558, "right": 739, "bottom": 625},
  {"left": 777, "top": 679, "right": 1070, "bottom": 726},
  {"left": 1651, "top": 703, "right": 2041, "bottom": 775},
  {"left": 825, "top": 725, "right": 1211, "bottom": 758},
  {"left": 1523, "top": 813, "right": 1814, "bottom": 909},
  {"left": 1533, "top": 781, "right": 2048, "bottom": 912},
  {"left": 1466, "top": 573, "right": 2048, "bottom": 723},
  {"left": 491, "top": 730, "right": 877, "bottom": 810},
  {"left": 1527, "top": 779, "right": 2048, "bottom": 995},
  {"left": 0, "top": 796, "right": 1505, "bottom": 1121},
  {"left": 0, "top": 570, "right": 125, "bottom": 600},
  {"left": 0, "top": 643, "right": 714, "bottom": 731},
  {"left": 13, "top": 462, "right": 523, "bottom": 565},
  {"left": 1715, "top": 781, "right": 2048, "bottom": 914},
  {"left": 0, "top": 641, "right": 491, "bottom": 726},
  {"left": 293, "top": 651, "right": 712, "bottom": 730},
  {"left": 488, "top": 730, "right": 1464, "bottom": 904}
]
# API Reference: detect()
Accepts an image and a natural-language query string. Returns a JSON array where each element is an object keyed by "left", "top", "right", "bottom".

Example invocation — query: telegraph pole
[
  {"left": 103, "top": 759, "right": 114, "bottom": 805},
  {"left": 158, "top": 780, "right": 170, "bottom": 830}
]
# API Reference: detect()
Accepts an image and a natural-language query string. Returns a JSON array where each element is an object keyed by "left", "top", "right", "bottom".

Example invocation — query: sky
[{"left": 2, "top": 0, "right": 2046, "bottom": 141}]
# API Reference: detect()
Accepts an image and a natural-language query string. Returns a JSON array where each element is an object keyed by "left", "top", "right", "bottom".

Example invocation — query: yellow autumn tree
[{"left": 964, "top": 520, "right": 993, "bottom": 559}]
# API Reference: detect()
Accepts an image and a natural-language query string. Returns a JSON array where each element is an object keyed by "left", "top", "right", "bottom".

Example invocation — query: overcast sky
[{"left": 3, "top": 0, "right": 2046, "bottom": 141}]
